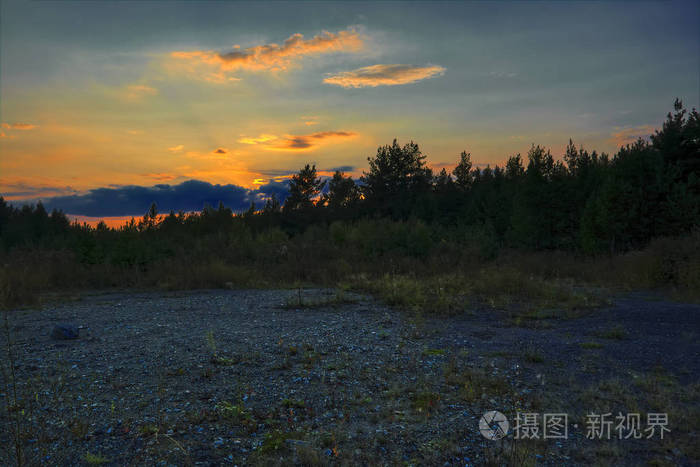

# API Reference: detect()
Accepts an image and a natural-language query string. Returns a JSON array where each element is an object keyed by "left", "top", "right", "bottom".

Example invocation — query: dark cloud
[
  {"left": 17, "top": 179, "right": 290, "bottom": 217},
  {"left": 1, "top": 183, "right": 78, "bottom": 199},
  {"left": 253, "top": 169, "right": 296, "bottom": 177},
  {"left": 214, "top": 148, "right": 227, "bottom": 154},
  {"left": 328, "top": 165, "right": 355, "bottom": 173},
  {"left": 271, "top": 131, "right": 356, "bottom": 151},
  {"left": 251, "top": 179, "right": 290, "bottom": 205}
]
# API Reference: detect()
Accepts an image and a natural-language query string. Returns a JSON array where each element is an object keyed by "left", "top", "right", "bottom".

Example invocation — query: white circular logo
[{"left": 479, "top": 411, "right": 509, "bottom": 440}]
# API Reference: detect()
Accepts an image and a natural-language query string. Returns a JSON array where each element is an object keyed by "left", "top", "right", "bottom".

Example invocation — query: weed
[
  {"left": 216, "top": 400, "right": 253, "bottom": 425},
  {"left": 411, "top": 391, "right": 441, "bottom": 414},
  {"left": 453, "top": 367, "right": 513, "bottom": 403},
  {"left": 138, "top": 424, "right": 159, "bottom": 436},
  {"left": 283, "top": 288, "right": 357, "bottom": 309},
  {"left": 259, "top": 430, "right": 304, "bottom": 454},
  {"left": 524, "top": 347, "right": 545, "bottom": 363},
  {"left": 205, "top": 330, "right": 217, "bottom": 356},
  {"left": 281, "top": 398, "right": 306, "bottom": 409},
  {"left": 69, "top": 418, "right": 91, "bottom": 439},
  {"left": 1, "top": 299, "right": 24, "bottom": 466},
  {"left": 84, "top": 452, "right": 110, "bottom": 465},
  {"left": 166, "top": 367, "right": 187, "bottom": 376},
  {"left": 596, "top": 325, "right": 627, "bottom": 340},
  {"left": 210, "top": 355, "right": 239, "bottom": 366}
]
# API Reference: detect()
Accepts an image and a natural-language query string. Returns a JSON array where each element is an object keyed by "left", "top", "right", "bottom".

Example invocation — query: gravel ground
[{"left": 1, "top": 288, "right": 698, "bottom": 466}]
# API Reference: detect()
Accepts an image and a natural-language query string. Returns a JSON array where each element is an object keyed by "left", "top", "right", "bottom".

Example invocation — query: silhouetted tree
[
  {"left": 263, "top": 193, "right": 281, "bottom": 213},
  {"left": 284, "top": 164, "right": 325, "bottom": 212},
  {"left": 433, "top": 168, "right": 454, "bottom": 195},
  {"left": 453, "top": 151, "right": 473, "bottom": 190},
  {"left": 504, "top": 154, "right": 525, "bottom": 180},
  {"left": 322, "top": 171, "right": 360, "bottom": 210},
  {"left": 652, "top": 98, "right": 700, "bottom": 184},
  {"left": 581, "top": 139, "right": 668, "bottom": 253},
  {"left": 139, "top": 202, "right": 159, "bottom": 231},
  {"left": 361, "top": 139, "right": 432, "bottom": 216},
  {"left": 243, "top": 201, "right": 256, "bottom": 218}
]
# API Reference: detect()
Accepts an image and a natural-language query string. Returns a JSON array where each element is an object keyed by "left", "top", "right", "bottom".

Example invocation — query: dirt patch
[{"left": 1, "top": 289, "right": 698, "bottom": 465}]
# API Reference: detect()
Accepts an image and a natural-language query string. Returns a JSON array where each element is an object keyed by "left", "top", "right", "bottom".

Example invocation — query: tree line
[
  {"left": 1, "top": 99, "right": 698, "bottom": 263},
  {"left": 277, "top": 99, "right": 699, "bottom": 253}
]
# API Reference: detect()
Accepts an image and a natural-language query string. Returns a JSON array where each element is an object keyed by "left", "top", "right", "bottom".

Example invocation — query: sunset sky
[{"left": 1, "top": 0, "right": 698, "bottom": 220}]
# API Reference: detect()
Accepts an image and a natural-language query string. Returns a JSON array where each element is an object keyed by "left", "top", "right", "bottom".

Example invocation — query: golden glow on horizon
[
  {"left": 238, "top": 134, "right": 278, "bottom": 145},
  {"left": 68, "top": 215, "right": 138, "bottom": 228},
  {"left": 609, "top": 125, "right": 657, "bottom": 147},
  {"left": 2, "top": 122, "right": 39, "bottom": 130}
]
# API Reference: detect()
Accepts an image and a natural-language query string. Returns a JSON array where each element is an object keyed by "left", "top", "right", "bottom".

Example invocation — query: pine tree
[
  {"left": 453, "top": 151, "right": 473, "bottom": 190},
  {"left": 263, "top": 193, "right": 281, "bottom": 213},
  {"left": 361, "top": 139, "right": 432, "bottom": 216},
  {"left": 323, "top": 171, "right": 360, "bottom": 209},
  {"left": 433, "top": 168, "right": 454, "bottom": 194},
  {"left": 284, "top": 164, "right": 325, "bottom": 211}
]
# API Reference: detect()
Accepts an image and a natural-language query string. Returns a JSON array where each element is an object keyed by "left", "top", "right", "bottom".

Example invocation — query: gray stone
[{"left": 51, "top": 324, "right": 79, "bottom": 340}]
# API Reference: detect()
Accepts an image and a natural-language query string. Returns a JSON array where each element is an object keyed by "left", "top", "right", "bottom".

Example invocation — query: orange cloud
[
  {"left": 268, "top": 131, "right": 357, "bottom": 151},
  {"left": 126, "top": 84, "right": 158, "bottom": 100},
  {"left": 2, "top": 122, "right": 38, "bottom": 130},
  {"left": 324, "top": 64, "right": 445, "bottom": 88},
  {"left": 168, "top": 144, "right": 184, "bottom": 152},
  {"left": 609, "top": 125, "right": 656, "bottom": 147},
  {"left": 202, "top": 71, "right": 242, "bottom": 84},
  {"left": 301, "top": 116, "right": 319, "bottom": 126},
  {"left": 172, "top": 28, "right": 363, "bottom": 75},
  {"left": 238, "top": 134, "right": 278, "bottom": 145}
]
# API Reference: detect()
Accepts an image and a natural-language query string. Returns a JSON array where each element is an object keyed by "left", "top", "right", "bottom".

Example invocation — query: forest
[{"left": 1, "top": 99, "right": 699, "bottom": 306}]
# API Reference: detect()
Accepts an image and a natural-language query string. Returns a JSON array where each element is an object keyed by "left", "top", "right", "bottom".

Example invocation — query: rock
[{"left": 51, "top": 324, "right": 79, "bottom": 340}]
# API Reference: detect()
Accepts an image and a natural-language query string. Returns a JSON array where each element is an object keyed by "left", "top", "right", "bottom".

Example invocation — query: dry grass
[{"left": 346, "top": 266, "right": 607, "bottom": 320}]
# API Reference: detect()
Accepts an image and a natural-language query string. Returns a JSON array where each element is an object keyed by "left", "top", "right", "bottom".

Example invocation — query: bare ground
[{"left": 1, "top": 288, "right": 698, "bottom": 466}]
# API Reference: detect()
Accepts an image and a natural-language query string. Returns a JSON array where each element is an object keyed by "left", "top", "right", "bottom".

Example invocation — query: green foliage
[
  {"left": 259, "top": 430, "right": 303, "bottom": 454},
  {"left": 361, "top": 139, "right": 433, "bottom": 215},
  {"left": 84, "top": 452, "right": 110, "bottom": 464},
  {"left": 215, "top": 400, "right": 253, "bottom": 425},
  {"left": 342, "top": 219, "right": 433, "bottom": 258}
]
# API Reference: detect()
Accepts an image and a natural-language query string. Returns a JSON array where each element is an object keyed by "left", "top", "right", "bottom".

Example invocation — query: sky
[{"left": 1, "top": 0, "right": 698, "bottom": 220}]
